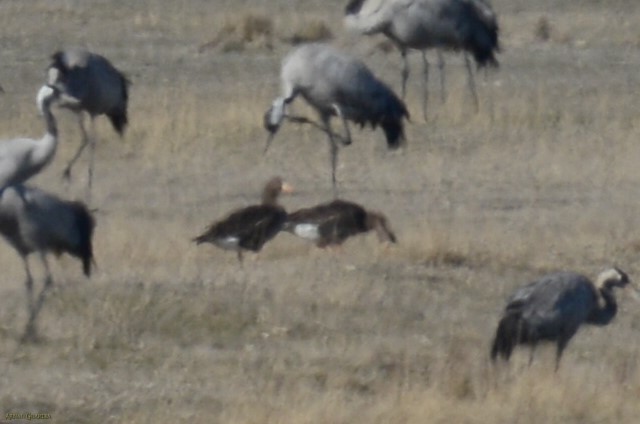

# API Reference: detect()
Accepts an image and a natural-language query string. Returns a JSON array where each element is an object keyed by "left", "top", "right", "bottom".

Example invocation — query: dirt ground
[{"left": 0, "top": 1, "right": 639, "bottom": 422}]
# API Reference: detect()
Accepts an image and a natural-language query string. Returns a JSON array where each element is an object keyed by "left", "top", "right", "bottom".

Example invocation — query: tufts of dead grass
[
  {"left": 1, "top": 1, "right": 640, "bottom": 423},
  {"left": 283, "top": 19, "right": 334, "bottom": 45},
  {"left": 198, "top": 12, "right": 274, "bottom": 53}
]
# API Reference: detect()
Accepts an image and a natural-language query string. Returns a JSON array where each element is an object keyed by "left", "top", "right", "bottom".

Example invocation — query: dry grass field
[{"left": 0, "top": 0, "right": 639, "bottom": 422}]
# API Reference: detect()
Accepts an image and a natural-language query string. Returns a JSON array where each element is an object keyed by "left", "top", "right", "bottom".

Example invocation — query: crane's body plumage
[
  {"left": 47, "top": 49, "right": 129, "bottom": 133},
  {"left": 0, "top": 86, "right": 59, "bottom": 189},
  {"left": 0, "top": 184, "right": 95, "bottom": 340},
  {"left": 45, "top": 48, "right": 130, "bottom": 197},
  {"left": 264, "top": 43, "right": 408, "bottom": 196},
  {"left": 491, "top": 268, "right": 631, "bottom": 370},
  {"left": 345, "top": 0, "right": 499, "bottom": 117},
  {"left": 280, "top": 44, "right": 408, "bottom": 138}
]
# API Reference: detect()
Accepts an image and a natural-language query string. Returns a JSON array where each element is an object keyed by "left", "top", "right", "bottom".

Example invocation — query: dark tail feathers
[
  {"left": 108, "top": 109, "right": 128, "bottom": 135},
  {"left": 69, "top": 202, "right": 96, "bottom": 277},
  {"left": 490, "top": 311, "right": 521, "bottom": 362},
  {"left": 464, "top": 0, "right": 500, "bottom": 68},
  {"left": 381, "top": 119, "right": 405, "bottom": 150},
  {"left": 108, "top": 73, "right": 130, "bottom": 136},
  {"left": 381, "top": 98, "right": 409, "bottom": 150},
  {"left": 470, "top": 44, "right": 499, "bottom": 69}
]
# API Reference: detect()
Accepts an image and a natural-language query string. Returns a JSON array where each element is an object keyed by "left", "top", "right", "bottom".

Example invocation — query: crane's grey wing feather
[
  {"left": 0, "top": 138, "right": 37, "bottom": 187},
  {"left": 508, "top": 273, "right": 597, "bottom": 327},
  {"left": 18, "top": 187, "right": 84, "bottom": 248},
  {"left": 345, "top": 0, "right": 415, "bottom": 34}
]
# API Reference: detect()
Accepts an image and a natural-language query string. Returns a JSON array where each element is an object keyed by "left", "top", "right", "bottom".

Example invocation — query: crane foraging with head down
[
  {"left": 0, "top": 85, "right": 60, "bottom": 190},
  {"left": 491, "top": 268, "right": 637, "bottom": 371},
  {"left": 264, "top": 43, "right": 408, "bottom": 197},
  {"left": 0, "top": 184, "right": 95, "bottom": 342},
  {"left": 345, "top": 0, "right": 499, "bottom": 119},
  {"left": 43, "top": 48, "right": 130, "bottom": 199}
]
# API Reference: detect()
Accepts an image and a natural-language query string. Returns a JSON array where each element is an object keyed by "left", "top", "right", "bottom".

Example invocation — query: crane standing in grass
[
  {"left": 264, "top": 43, "right": 408, "bottom": 197},
  {"left": 0, "top": 85, "right": 60, "bottom": 190},
  {"left": 0, "top": 184, "right": 95, "bottom": 342},
  {"left": 43, "top": 48, "right": 130, "bottom": 199},
  {"left": 345, "top": 0, "right": 499, "bottom": 119},
  {"left": 491, "top": 268, "right": 636, "bottom": 371}
]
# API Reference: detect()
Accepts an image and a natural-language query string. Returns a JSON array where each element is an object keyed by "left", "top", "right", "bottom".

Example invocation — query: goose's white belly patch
[
  {"left": 214, "top": 237, "right": 240, "bottom": 250},
  {"left": 294, "top": 224, "right": 319, "bottom": 240}
]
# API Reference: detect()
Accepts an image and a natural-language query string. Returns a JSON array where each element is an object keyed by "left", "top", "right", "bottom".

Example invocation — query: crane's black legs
[
  {"left": 21, "top": 254, "right": 54, "bottom": 343},
  {"left": 555, "top": 339, "right": 568, "bottom": 372},
  {"left": 322, "top": 116, "right": 340, "bottom": 198},
  {"left": 421, "top": 51, "right": 429, "bottom": 121},
  {"left": 63, "top": 113, "right": 90, "bottom": 180},
  {"left": 528, "top": 343, "right": 538, "bottom": 366},
  {"left": 400, "top": 49, "right": 409, "bottom": 100},
  {"left": 332, "top": 104, "right": 352, "bottom": 146},
  {"left": 87, "top": 117, "right": 97, "bottom": 201},
  {"left": 63, "top": 113, "right": 96, "bottom": 202},
  {"left": 23, "top": 257, "right": 34, "bottom": 315},
  {"left": 282, "top": 115, "right": 349, "bottom": 145},
  {"left": 437, "top": 50, "right": 446, "bottom": 103},
  {"left": 464, "top": 53, "right": 479, "bottom": 113}
]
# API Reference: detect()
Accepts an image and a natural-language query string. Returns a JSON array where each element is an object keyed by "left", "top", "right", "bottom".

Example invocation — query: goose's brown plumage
[
  {"left": 193, "top": 177, "right": 292, "bottom": 262},
  {"left": 284, "top": 199, "right": 396, "bottom": 248}
]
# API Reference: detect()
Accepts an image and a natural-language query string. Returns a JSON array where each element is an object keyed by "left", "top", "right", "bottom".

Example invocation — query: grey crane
[
  {"left": 0, "top": 85, "right": 59, "bottom": 190},
  {"left": 264, "top": 43, "right": 408, "bottom": 197},
  {"left": 0, "top": 184, "right": 95, "bottom": 341},
  {"left": 43, "top": 48, "right": 130, "bottom": 198},
  {"left": 491, "top": 268, "right": 636, "bottom": 371},
  {"left": 345, "top": 0, "right": 499, "bottom": 119}
]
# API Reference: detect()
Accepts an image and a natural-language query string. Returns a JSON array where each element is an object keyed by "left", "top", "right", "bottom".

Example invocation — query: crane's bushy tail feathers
[
  {"left": 472, "top": 49, "right": 499, "bottom": 69},
  {"left": 490, "top": 312, "right": 521, "bottom": 362},
  {"left": 108, "top": 109, "right": 128, "bottom": 136},
  {"left": 109, "top": 73, "right": 130, "bottom": 136},
  {"left": 461, "top": 0, "right": 500, "bottom": 69},
  {"left": 381, "top": 119, "right": 406, "bottom": 150},
  {"left": 69, "top": 202, "right": 96, "bottom": 277},
  {"left": 380, "top": 96, "right": 409, "bottom": 150}
]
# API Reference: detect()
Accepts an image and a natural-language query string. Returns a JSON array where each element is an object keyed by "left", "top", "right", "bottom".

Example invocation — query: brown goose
[
  {"left": 193, "top": 177, "right": 293, "bottom": 262},
  {"left": 284, "top": 199, "right": 396, "bottom": 248}
]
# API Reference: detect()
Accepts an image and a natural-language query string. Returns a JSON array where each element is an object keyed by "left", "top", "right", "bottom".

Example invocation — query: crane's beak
[
  {"left": 264, "top": 132, "right": 276, "bottom": 154},
  {"left": 263, "top": 99, "right": 286, "bottom": 153}
]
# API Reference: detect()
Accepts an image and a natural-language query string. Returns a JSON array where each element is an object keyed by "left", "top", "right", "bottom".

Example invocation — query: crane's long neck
[
  {"left": 32, "top": 99, "right": 58, "bottom": 166},
  {"left": 587, "top": 285, "right": 618, "bottom": 326},
  {"left": 43, "top": 98, "right": 58, "bottom": 139}
]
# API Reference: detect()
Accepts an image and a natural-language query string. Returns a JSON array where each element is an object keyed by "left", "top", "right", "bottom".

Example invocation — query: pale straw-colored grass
[{"left": 0, "top": 0, "right": 639, "bottom": 422}]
